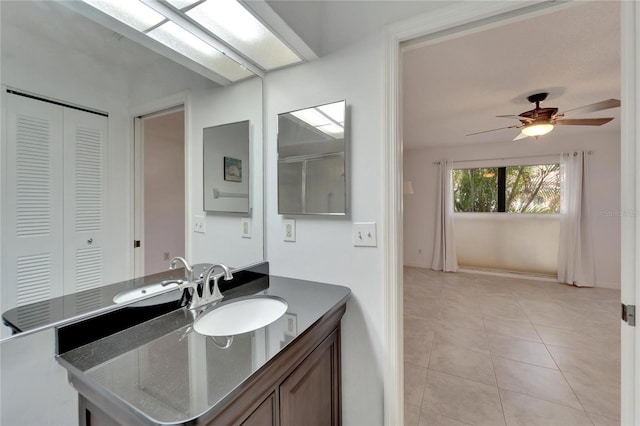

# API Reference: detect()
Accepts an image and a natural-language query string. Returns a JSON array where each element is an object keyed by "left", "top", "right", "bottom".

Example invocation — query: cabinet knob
[{"left": 87, "top": 238, "right": 93, "bottom": 244}]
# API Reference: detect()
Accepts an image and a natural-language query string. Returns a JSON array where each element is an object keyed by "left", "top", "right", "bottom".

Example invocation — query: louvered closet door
[
  {"left": 3, "top": 94, "right": 65, "bottom": 310},
  {"left": 62, "top": 108, "right": 108, "bottom": 299}
]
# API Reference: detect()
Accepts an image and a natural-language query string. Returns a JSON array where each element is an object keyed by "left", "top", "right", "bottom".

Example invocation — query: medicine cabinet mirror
[
  {"left": 203, "top": 120, "right": 251, "bottom": 214},
  {"left": 277, "top": 100, "right": 348, "bottom": 215}
]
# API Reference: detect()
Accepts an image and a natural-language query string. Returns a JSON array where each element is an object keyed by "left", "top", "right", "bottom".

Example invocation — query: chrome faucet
[
  {"left": 203, "top": 264, "right": 233, "bottom": 303},
  {"left": 169, "top": 256, "right": 194, "bottom": 283},
  {"left": 167, "top": 257, "right": 233, "bottom": 310}
]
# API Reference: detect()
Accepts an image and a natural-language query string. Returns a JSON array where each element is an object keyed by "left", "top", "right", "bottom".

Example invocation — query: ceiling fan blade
[
  {"left": 555, "top": 118, "right": 614, "bottom": 126},
  {"left": 561, "top": 99, "right": 621, "bottom": 115},
  {"left": 466, "top": 125, "right": 521, "bottom": 136},
  {"left": 496, "top": 115, "right": 532, "bottom": 121},
  {"left": 513, "top": 132, "right": 528, "bottom": 141}
]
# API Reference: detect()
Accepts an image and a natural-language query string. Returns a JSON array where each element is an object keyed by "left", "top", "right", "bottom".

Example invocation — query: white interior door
[
  {"left": 62, "top": 108, "right": 108, "bottom": 297},
  {"left": 133, "top": 107, "right": 185, "bottom": 277},
  {"left": 2, "top": 93, "right": 64, "bottom": 310}
]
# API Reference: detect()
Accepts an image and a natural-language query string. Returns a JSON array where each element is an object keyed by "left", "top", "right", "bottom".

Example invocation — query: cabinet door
[
  {"left": 2, "top": 93, "right": 65, "bottom": 314},
  {"left": 241, "top": 392, "right": 277, "bottom": 426},
  {"left": 280, "top": 330, "right": 340, "bottom": 426}
]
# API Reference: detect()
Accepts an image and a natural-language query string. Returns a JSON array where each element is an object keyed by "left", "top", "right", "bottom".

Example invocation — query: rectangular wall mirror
[
  {"left": 203, "top": 120, "right": 250, "bottom": 214},
  {"left": 277, "top": 100, "right": 348, "bottom": 215}
]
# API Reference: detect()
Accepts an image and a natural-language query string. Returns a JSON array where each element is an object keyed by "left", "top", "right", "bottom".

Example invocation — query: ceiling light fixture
[
  {"left": 79, "top": 0, "right": 303, "bottom": 83},
  {"left": 521, "top": 121, "right": 554, "bottom": 138}
]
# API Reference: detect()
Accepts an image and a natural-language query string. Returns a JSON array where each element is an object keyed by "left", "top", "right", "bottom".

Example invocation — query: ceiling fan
[{"left": 467, "top": 92, "right": 621, "bottom": 140}]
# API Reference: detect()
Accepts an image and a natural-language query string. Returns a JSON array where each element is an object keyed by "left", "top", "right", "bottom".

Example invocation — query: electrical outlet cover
[
  {"left": 241, "top": 217, "right": 251, "bottom": 238},
  {"left": 283, "top": 219, "right": 296, "bottom": 242}
]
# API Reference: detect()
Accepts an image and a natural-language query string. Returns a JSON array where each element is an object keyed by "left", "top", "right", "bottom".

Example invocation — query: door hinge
[
  {"left": 622, "top": 303, "right": 635, "bottom": 326},
  {"left": 134, "top": 240, "right": 141, "bottom": 248}
]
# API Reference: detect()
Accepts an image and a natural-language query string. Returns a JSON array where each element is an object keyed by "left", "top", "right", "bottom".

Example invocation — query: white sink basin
[
  {"left": 194, "top": 296, "right": 288, "bottom": 336},
  {"left": 113, "top": 281, "right": 181, "bottom": 306}
]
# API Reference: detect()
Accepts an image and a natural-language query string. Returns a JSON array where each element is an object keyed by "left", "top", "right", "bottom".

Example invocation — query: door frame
[
  {"left": 382, "top": 1, "right": 639, "bottom": 425},
  {"left": 130, "top": 92, "right": 191, "bottom": 278}
]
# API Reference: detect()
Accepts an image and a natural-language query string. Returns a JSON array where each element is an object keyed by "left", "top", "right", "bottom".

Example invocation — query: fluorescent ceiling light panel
[
  {"left": 148, "top": 22, "right": 253, "bottom": 81},
  {"left": 317, "top": 102, "right": 345, "bottom": 125},
  {"left": 171, "top": 0, "right": 302, "bottom": 70},
  {"left": 316, "top": 123, "right": 344, "bottom": 138},
  {"left": 292, "top": 106, "right": 345, "bottom": 139},
  {"left": 82, "top": 0, "right": 165, "bottom": 31},
  {"left": 292, "top": 109, "right": 331, "bottom": 127},
  {"left": 166, "top": 0, "right": 201, "bottom": 10}
]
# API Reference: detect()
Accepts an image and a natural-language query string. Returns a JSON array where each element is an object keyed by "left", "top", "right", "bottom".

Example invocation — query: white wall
[
  {"left": 264, "top": 35, "right": 385, "bottom": 425},
  {"left": 404, "top": 130, "right": 621, "bottom": 288},
  {"left": 189, "top": 77, "right": 264, "bottom": 268}
]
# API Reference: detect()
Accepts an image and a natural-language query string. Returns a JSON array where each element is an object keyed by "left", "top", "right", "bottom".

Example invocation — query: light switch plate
[
  {"left": 194, "top": 215, "right": 206, "bottom": 234},
  {"left": 241, "top": 217, "right": 252, "bottom": 238},
  {"left": 283, "top": 219, "right": 296, "bottom": 242},
  {"left": 353, "top": 222, "right": 377, "bottom": 247}
]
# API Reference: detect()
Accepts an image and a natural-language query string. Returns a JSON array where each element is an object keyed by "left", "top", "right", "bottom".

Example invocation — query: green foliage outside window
[{"left": 453, "top": 164, "right": 560, "bottom": 213}]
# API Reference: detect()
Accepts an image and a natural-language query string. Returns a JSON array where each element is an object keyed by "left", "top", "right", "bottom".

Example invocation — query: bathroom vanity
[{"left": 54, "top": 272, "right": 350, "bottom": 425}]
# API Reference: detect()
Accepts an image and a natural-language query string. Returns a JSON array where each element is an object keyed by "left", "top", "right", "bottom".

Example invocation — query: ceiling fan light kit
[
  {"left": 521, "top": 121, "right": 554, "bottom": 137},
  {"left": 467, "top": 92, "right": 620, "bottom": 141}
]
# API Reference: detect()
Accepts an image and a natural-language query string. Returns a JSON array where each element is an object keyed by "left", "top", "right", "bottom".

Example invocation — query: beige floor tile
[
  {"left": 405, "top": 315, "right": 438, "bottom": 340},
  {"left": 535, "top": 324, "right": 619, "bottom": 354},
  {"left": 433, "top": 323, "right": 490, "bottom": 353},
  {"left": 405, "top": 363, "right": 428, "bottom": 407},
  {"left": 405, "top": 334, "right": 433, "bottom": 368},
  {"left": 500, "top": 390, "right": 594, "bottom": 426},
  {"left": 492, "top": 357, "right": 582, "bottom": 409},
  {"left": 546, "top": 345, "right": 620, "bottom": 379},
  {"left": 419, "top": 411, "right": 472, "bottom": 426},
  {"left": 437, "top": 306, "right": 485, "bottom": 331},
  {"left": 428, "top": 339, "right": 496, "bottom": 385},
  {"left": 405, "top": 403, "right": 421, "bottom": 426},
  {"left": 422, "top": 370, "right": 505, "bottom": 426},
  {"left": 405, "top": 296, "right": 443, "bottom": 320},
  {"left": 587, "top": 412, "right": 620, "bottom": 426},
  {"left": 403, "top": 268, "right": 621, "bottom": 426},
  {"left": 564, "top": 371, "right": 620, "bottom": 420},
  {"left": 483, "top": 315, "right": 541, "bottom": 342},
  {"left": 488, "top": 334, "right": 557, "bottom": 369}
]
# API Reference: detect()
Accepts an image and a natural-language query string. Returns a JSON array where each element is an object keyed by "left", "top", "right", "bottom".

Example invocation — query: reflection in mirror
[
  {"left": 277, "top": 100, "right": 348, "bottom": 215},
  {"left": 203, "top": 121, "right": 250, "bottom": 213},
  {"left": 0, "top": 1, "right": 264, "bottom": 340}
]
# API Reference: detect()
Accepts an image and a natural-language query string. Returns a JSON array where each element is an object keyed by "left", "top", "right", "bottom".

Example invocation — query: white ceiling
[
  {"left": 402, "top": 1, "right": 621, "bottom": 149},
  {"left": 264, "top": 0, "right": 449, "bottom": 57},
  {"left": 1, "top": 1, "right": 219, "bottom": 89}
]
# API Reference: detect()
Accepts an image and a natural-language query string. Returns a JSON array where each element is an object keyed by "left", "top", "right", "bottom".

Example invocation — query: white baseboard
[
  {"left": 457, "top": 267, "right": 559, "bottom": 283},
  {"left": 404, "top": 264, "right": 621, "bottom": 289}
]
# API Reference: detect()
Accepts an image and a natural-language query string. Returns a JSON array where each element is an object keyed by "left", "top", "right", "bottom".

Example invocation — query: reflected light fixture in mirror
[{"left": 291, "top": 102, "right": 345, "bottom": 139}]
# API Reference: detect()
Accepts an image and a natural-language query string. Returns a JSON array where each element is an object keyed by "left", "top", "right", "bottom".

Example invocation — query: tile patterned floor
[{"left": 404, "top": 267, "right": 621, "bottom": 426}]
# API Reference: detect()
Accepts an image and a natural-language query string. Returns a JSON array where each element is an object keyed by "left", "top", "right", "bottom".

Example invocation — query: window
[{"left": 453, "top": 164, "right": 560, "bottom": 213}]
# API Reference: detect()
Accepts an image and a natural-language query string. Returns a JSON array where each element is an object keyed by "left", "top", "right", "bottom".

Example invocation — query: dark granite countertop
[
  {"left": 2, "top": 262, "right": 265, "bottom": 337},
  {"left": 57, "top": 275, "right": 350, "bottom": 425}
]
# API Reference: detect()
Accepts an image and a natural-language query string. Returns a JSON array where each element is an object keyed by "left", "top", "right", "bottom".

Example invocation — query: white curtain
[
  {"left": 432, "top": 160, "right": 458, "bottom": 272},
  {"left": 557, "top": 151, "right": 595, "bottom": 287}
]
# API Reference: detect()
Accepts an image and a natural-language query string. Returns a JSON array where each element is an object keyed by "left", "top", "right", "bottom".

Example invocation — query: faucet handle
[{"left": 203, "top": 264, "right": 234, "bottom": 301}]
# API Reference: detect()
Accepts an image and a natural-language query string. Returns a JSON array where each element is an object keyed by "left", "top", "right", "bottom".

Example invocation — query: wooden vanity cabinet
[
  {"left": 213, "top": 305, "right": 344, "bottom": 426},
  {"left": 78, "top": 304, "right": 345, "bottom": 426}
]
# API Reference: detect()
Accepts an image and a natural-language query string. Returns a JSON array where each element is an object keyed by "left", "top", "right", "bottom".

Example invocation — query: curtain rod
[{"left": 432, "top": 151, "right": 592, "bottom": 165}]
